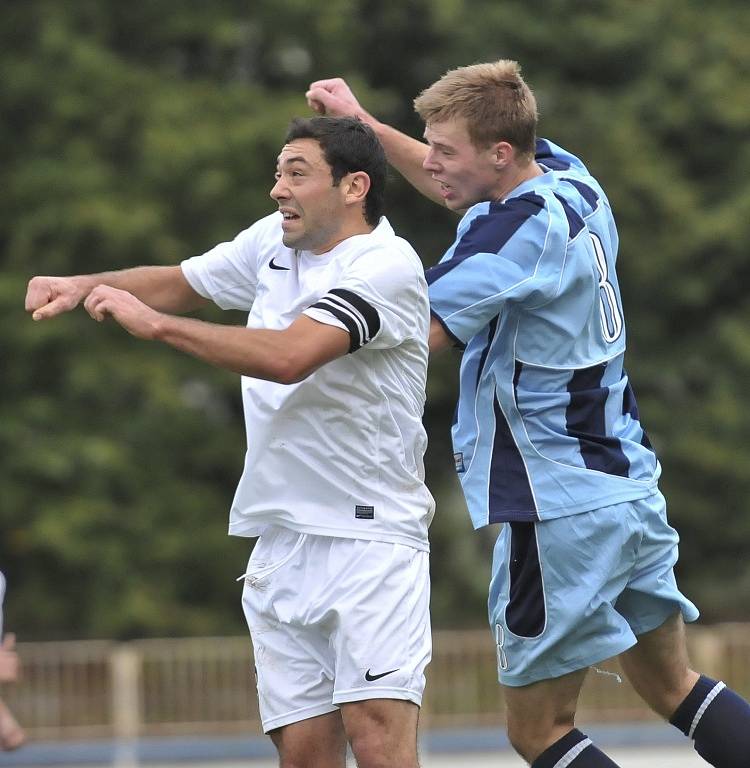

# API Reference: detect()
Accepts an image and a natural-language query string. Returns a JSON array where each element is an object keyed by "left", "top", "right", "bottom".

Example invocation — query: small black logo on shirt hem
[
  {"left": 365, "top": 668, "right": 399, "bottom": 682},
  {"left": 355, "top": 505, "right": 375, "bottom": 519},
  {"left": 269, "top": 257, "right": 290, "bottom": 271}
]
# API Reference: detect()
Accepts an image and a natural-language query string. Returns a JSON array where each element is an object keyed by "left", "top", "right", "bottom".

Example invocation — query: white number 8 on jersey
[{"left": 590, "top": 232, "right": 623, "bottom": 343}]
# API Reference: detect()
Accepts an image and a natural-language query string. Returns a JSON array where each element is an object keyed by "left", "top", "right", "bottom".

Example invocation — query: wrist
[
  {"left": 73, "top": 274, "right": 103, "bottom": 300},
  {"left": 149, "top": 310, "right": 170, "bottom": 342}
]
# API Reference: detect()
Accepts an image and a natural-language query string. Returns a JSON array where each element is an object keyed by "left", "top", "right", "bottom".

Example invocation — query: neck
[
  {"left": 495, "top": 161, "right": 544, "bottom": 202},
  {"left": 312, "top": 219, "right": 375, "bottom": 255}
]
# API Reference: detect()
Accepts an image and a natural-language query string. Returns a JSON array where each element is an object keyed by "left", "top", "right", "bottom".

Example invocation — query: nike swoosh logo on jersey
[
  {"left": 269, "top": 257, "right": 290, "bottom": 271},
  {"left": 364, "top": 668, "right": 400, "bottom": 682}
]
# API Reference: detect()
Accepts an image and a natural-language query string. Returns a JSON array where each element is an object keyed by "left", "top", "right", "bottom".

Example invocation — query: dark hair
[{"left": 284, "top": 117, "right": 386, "bottom": 226}]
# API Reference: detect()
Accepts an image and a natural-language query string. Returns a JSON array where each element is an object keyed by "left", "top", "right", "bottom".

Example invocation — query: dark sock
[
  {"left": 670, "top": 674, "right": 750, "bottom": 767},
  {"left": 531, "top": 728, "right": 621, "bottom": 767}
]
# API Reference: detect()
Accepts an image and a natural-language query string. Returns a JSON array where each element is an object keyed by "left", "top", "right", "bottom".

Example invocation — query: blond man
[{"left": 307, "top": 61, "right": 750, "bottom": 768}]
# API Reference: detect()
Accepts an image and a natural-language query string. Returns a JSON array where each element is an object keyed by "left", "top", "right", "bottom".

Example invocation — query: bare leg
[
  {"left": 0, "top": 697, "right": 25, "bottom": 752},
  {"left": 269, "top": 710, "right": 347, "bottom": 768},
  {"left": 618, "top": 612, "right": 699, "bottom": 719},
  {"left": 502, "top": 668, "right": 588, "bottom": 763},
  {"left": 341, "top": 698, "right": 420, "bottom": 768}
]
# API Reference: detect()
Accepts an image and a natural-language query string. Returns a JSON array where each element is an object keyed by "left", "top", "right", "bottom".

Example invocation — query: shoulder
[
  {"left": 347, "top": 218, "right": 424, "bottom": 280},
  {"left": 452, "top": 194, "right": 551, "bottom": 257},
  {"left": 235, "top": 211, "right": 283, "bottom": 247}
]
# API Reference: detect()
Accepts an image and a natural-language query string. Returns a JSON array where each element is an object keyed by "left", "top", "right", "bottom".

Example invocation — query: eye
[{"left": 274, "top": 171, "right": 281, "bottom": 180}]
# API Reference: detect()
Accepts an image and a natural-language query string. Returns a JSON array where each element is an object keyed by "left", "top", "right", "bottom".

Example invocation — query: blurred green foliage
[{"left": 2, "top": 0, "right": 750, "bottom": 639}]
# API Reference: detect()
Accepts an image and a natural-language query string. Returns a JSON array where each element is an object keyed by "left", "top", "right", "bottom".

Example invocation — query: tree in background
[{"left": 2, "top": 0, "right": 750, "bottom": 638}]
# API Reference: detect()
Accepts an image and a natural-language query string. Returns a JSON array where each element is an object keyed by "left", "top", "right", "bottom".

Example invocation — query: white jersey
[{"left": 181, "top": 213, "right": 434, "bottom": 551}]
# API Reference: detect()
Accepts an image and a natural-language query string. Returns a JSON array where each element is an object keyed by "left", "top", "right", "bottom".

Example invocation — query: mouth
[
  {"left": 432, "top": 176, "right": 453, "bottom": 199},
  {"left": 438, "top": 182, "right": 453, "bottom": 200},
  {"left": 279, "top": 208, "right": 301, "bottom": 228}
]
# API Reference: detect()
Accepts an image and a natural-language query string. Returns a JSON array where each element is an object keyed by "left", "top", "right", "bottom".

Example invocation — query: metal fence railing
[{"left": 1, "top": 624, "right": 748, "bottom": 742}]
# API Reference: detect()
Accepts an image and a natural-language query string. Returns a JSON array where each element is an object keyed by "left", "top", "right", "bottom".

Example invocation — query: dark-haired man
[{"left": 25, "top": 117, "right": 433, "bottom": 768}]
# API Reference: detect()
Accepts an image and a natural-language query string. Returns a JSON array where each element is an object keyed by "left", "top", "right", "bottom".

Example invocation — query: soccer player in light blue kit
[{"left": 308, "top": 61, "right": 750, "bottom": 767}]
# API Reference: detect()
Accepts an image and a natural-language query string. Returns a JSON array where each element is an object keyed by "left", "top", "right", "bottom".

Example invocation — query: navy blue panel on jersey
[
  {"left": 566, "top": 364, "right": 631, "bottom": 477},
  {"left": 476, "top": 317, "right": 499, "bottom": 391},
  {"left": 535, "top": 138, "right": 571, "bottom": 170},
  {"left": 564, "top": 178, "right": 600, "bottom": 209},
  {"left": 623, "top": 380, "right": 655, "bottom": 451},
  {"left": 489, "top": 395, "right": 537, "bottom": 522},
  {"left": 505, "top": 522, "right": 546, "bottom": 638},
  {"left": 622, "top": 379, "right": 639, "bottom": 420},
  {"left": 513, "top": 359, "right": 523, "bottom": 396},
  {"left": 553, "top": 193, "right": 586, "bottom": 239},
  {"left": 425, "top": 194, "right": 545, "bottom": 286}
]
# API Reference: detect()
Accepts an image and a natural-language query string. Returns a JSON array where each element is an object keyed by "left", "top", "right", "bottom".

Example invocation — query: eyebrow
[
  {"left": 424, "top": 136, "right": 453, "bottom": 151},
  {"left": 276, "top": 155, "right": 313, "bottom": 168}
]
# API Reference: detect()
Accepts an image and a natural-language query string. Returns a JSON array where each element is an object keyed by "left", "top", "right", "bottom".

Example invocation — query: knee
[
  {"left": 349, "top": 731, "right": 416, "bottom": 768},
  {"left": 506, "top": 719, "right": 539, "bottom": 763},
  {"left": 349, "top": 732, "right": 385, "bottom": 768},
  {"left": 506, "top": 714, "right": 576, "bottom": 763},
  {"left": 273, "top": 733, "right": 346, "bottom": 768}
]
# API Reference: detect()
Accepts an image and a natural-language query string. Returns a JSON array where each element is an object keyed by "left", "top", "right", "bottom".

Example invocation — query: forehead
[
  {"left": 277, "top": 138, "right": 327, "bottom": 167},
  {"left": 424, "top": 118, "right": 474, "bottom": 149}
]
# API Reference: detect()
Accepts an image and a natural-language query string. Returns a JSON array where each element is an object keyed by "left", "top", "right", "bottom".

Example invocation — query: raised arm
[
  {"left": 25, "top": 266, "right": 207, "bottom": 321},
  {"left": 306, "top": 78, "right": 444, "bottom": 205}
]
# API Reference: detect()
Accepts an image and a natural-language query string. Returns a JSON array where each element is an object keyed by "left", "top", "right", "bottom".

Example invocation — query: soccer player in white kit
[{"left": 25, "top": 117, "right": 434, "bottom": 768}]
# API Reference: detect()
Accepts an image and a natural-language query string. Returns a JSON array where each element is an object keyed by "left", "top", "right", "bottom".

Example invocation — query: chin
[
  {"left": 444, "top": 198, "right": 465, "bottom": 212},
  {"left": 281, "top": 233, "right": 302, "bottom": 249}
]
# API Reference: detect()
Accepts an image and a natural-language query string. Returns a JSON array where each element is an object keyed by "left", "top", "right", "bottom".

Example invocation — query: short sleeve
[
  {"left": 180, "top": 215, "right": 278, "bottom": 310},
  {"left": 303, "top": 244, "right": 427, "bottom": 354},
  {"left": 426, "top": 194, "right": 564, "bottom": 345},
  {"left": 535, "top": 138, "right": 590, "bottom": 175}
]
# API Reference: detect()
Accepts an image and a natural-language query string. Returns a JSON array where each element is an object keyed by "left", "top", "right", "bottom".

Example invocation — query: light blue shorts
[{"left": 488, "top": 491, "right": 699, "bottom": 687}]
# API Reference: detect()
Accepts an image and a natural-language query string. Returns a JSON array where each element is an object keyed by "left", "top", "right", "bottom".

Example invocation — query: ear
[
  {"left": 490, "top": 141, "right": 515, "bottom": 170},
  {"left": 343, "top": 171, "right": 371, "bottom": 206}
]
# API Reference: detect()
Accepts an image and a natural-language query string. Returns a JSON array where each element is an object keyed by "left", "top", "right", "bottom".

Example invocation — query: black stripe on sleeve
[
  {"left": 329, "top": 288, "right": 381, "bottom": 341},
  {"left": 319, "top": 295, "right": 368, "bottom": 342},
  {"left": 311, "top": 300, "right": 362, "bottom": 352}
]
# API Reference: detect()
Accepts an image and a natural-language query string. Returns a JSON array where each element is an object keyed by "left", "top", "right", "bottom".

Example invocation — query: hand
[
  {"left": 26, "top": 275, "right": 88, "bottom": 321},
  {"left": 0, "top": 634, "right": 19, "bottom": 683},
  {"left": 306, "top": 78, "right": 371, "bottom": 122},
  {"left": 84, "top": 285, "right": 162, "bottom": 340}
]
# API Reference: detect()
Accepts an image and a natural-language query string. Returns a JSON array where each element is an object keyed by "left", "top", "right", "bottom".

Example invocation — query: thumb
[
  {"left": 32, "top": 295, "right": 78, "bottom": 321},
  {"left": 1, "top": 633, "right": 16, "bottom": 651}
]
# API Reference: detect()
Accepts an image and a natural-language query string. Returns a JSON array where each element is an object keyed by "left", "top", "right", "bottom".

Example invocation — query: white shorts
[{"left": 240, "top": 526, "right": 431, "bottom": 733}]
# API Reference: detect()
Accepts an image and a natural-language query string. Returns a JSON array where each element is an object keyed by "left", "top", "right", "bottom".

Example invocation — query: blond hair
[{"left": 414, "top": 60, "right": 537, "bottom": 159}]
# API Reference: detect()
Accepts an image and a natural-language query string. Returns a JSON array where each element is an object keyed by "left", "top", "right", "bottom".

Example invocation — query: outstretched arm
[
  {"left": 84, "top": 285, "right": 350, "bottom": 384},
  {"left": 306, "top": 78, "right": 444, "bottom": 205},
  {"left": 25, "top": 266, "right": 207, "bottom": 322}
]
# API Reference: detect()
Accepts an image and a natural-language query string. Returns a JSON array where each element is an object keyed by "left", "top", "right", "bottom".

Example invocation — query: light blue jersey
[{"left": 427, "top": 139, "right": 659, "bottom": 527}]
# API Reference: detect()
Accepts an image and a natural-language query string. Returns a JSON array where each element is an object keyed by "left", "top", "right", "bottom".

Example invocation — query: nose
[
  {"left": 270, "top": 178, "right": 289, "bottom": 202},
  {"left": 422, "top": 148, "right": 440, "bottom": 173}
]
